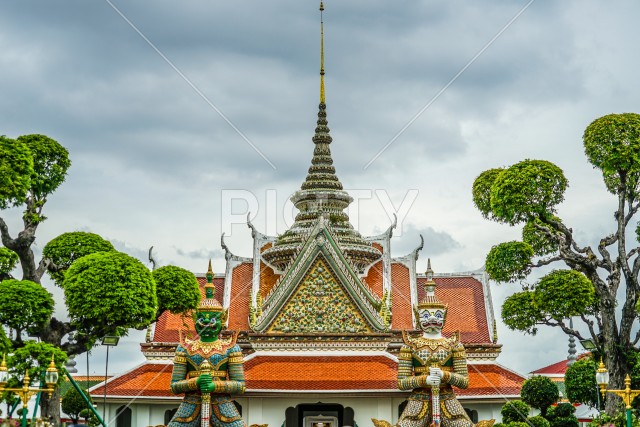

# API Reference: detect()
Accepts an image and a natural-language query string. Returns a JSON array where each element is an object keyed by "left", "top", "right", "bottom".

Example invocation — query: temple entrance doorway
[{"left": 285, "top": 403, "right": 355, "bottom": 427}]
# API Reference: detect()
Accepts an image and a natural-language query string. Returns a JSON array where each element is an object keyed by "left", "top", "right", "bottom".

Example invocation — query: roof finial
[{"left": 320, "top": 1, "right": 325, "bottom": 104}]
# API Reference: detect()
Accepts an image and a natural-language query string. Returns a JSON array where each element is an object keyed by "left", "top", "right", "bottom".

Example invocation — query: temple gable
[
  {"left": 267, "top": 256, "right": 373, "bottom": 334},
  {"left": 252, "top": 218, "right": 388, "bottom": 333}
]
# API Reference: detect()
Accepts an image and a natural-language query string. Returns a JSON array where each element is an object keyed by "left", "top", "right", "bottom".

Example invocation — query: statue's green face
[{"left": 195, "top": 310, "right": 223, "bottom": 341}]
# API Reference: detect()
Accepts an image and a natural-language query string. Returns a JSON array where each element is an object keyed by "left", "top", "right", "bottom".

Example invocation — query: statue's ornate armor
[
  {"left": 396, "top": 331, "right": 473, "bottom": 427},
  {"left": 168, "top": 335, "right": 246, "bottom": 427}
]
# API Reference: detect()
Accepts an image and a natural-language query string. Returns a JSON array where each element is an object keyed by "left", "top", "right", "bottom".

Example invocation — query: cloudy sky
[{"left": 1, "top": 0, "right": 639, "bottom": 383}]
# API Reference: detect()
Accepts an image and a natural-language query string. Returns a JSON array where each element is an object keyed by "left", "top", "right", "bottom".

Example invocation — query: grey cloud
[
  {"left": 390, "top": 224, "right": 461, "bottom": 258},
  {"left": 174, "top": 247, "right": 224, "bottom": 261}
]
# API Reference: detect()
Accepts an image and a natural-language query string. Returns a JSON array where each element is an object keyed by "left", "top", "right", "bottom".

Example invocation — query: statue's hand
[
  {"left": 426, "top": 374, "right": 441, "bottom": 386},
  {"left": 197, "top": 374, "right": 214, "bottom": 393},
  {"left": 429, "top": 367, "right": 443, "bottom": 379}
]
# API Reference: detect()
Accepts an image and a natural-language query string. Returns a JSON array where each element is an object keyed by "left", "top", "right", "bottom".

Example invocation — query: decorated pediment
[
  {"left": 268, "top": 256, "right": 373, "bottom": 333},
  {"left": 253, "top": 217, "right": 388, "bottom": 333}
]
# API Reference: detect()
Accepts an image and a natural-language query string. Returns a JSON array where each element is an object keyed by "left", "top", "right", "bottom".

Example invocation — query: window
[
  {"left": 233, "top": 401, "right": 242, "bottom": 416},
  {"left": 464, "top": 408, "right": 478, "bottom": 423},
  {"left": 399, "top": 401, "right": 408, "bottom": 417},
  {"left": 115, "top": 406, "right": 132, "bottom": 427},
  {"left": 164, "top": 408, "right": 178, "bottom": 425}
]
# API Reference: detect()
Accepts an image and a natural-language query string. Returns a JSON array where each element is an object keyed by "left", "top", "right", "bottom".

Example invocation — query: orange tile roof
[
  {"left": 391, "top": 263, "right": 413, "bottom": 330},
  {"left": 259, "top": 259, "right": 279, "bottom": 298},
  {"left": 89, "top": 359, "right": 523, "bottom": 397},
  {"left": 463, "top": 364, "right": 525, "bottom": 397},
  {"left": 228, "top": 262, "right": 253, "bottom": 331},
  {"left": 90, "top": 362, "right": 175, "bottom": 398},
  {"left": 364, "top": 260, "right": 384, "bottom": 298},
  {"left": 152, "top": 267, "right": 492, "bottom": 345},
  {"left": 418, "top": 276, "right": 491, "bottom": 344},
  {"left": 244, "top": 355, "right": 398, "bottom": 390}
]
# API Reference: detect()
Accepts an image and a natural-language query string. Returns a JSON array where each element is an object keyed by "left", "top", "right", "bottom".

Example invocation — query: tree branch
[
  {"left": 0, "top": 216, "right": 17, "bottom": 249},
  {"left": 540, "top": 318, "right": 587, "bottom": 341},
  {"left": 580, "top": 313, "right": 599, "bottom": 346},
  {"left": 624, "top": 200, "right": 640, "bottom": 226},
  {"left": 533, "top": 255, "right": 563, "bottom": 268}
]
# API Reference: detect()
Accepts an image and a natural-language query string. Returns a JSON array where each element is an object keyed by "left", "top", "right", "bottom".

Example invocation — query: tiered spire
[{"left": 261, "top": 2, "right": 381, "bottom": 272}]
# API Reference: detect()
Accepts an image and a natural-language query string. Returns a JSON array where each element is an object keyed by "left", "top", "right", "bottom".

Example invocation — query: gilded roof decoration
[
  {"left": 254, "top": 217, "right": 386, "bottom": 333},
  {"left": 268, "top": 257, "right": 372, "bottom": 334}
]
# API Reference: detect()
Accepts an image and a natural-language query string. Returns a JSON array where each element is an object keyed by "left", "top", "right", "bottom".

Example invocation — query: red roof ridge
[{"left": 530, "top": 352, "right": 591, "bottom": 375}]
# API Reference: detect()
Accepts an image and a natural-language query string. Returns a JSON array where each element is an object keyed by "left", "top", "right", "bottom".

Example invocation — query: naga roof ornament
[{"left": 262, "top": 2, "right": 381, "bottom": 273}]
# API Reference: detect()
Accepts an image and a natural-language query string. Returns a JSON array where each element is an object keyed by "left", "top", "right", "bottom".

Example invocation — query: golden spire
[{"left": 320, "top": 1, "right": 325, "bottom": 104}]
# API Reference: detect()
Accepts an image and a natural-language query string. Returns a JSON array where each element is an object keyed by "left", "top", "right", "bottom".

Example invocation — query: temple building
[{"left": 89, "top": 4, "right": 525, "bottom": 426}]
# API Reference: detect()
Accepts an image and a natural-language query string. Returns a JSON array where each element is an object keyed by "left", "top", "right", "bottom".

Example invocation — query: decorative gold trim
[{"left": 184, "top": 333, "right": 237, "bottom": 357}]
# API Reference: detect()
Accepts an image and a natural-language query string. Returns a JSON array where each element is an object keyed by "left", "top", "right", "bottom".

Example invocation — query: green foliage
[
  {"left": 64, "top": 251, "right": 157, "bottom": 341},
  {"left": 0, "top": 136, "right": 34, "bottom": 209},
  {"left": 521, "top": 375, "right": 559, "bottom": 417},
  {"left": 583, "top": 113, "right": 640, "bottom": 193},
  {"left": 62, "top": 387, "right": 92, "bottom": 424},
  {"left": 43, "top": 231, "right": 115, "bottom": 286},
  {"left": 502, "top": 291, "right": 542, "bottom": 334},
  {"left": 565, "top": 356, "right": 598, "bottom": 407},
  {"left": 536, "top": 270, "right": 597, "bottom": 319},
  {"left": 506, "top": 422, "right": 530, "bottom": 427},
  {"left": 489, "top": 160, "right": 568, "bottom": 225},
  {"left": 0, "top": 327, "right": 10, "bottom": 354},
  {"left": 0, "top": 376, "right": 20, "bottom": 409},
  {"left": 522, "top": 217, "right": 561, "bottom": 256},
  {"left": 591, "top": 412, "right": 640, "bottom": 427},
  {"left": 501, "top": 400, "right": 531, "bottom": 423},
  {"left": 9, "top": 342, "right": 67, "bottom": 386},
  {"left": 0, "top": 279, "right": 54, "bottom": 336},
  {"left": 0, "top": 247, "right": 18, "bottom": 277},
  {"left": 546, "top": 403, "right": 578, "bottom": 427},
  {"left": 79, "top": 408, "right": 101, "bottom": 427},
  {"left": 528, "top": 415, "right": 551, "bottom": 427},
  {"left": 16, "top": 134, "right": 71, "bottom": 200},
  {"left": 501, "top": 271, "right": 596, "bottom": 334},
  {"left": 486, "top": 241, "right": 534, "bottom": 282},
  {"left": 472, "top": 168, "right": 505, "bottom": 220},
  {"left": 152, "top": 265, "right": 200, "bottom": 315}
]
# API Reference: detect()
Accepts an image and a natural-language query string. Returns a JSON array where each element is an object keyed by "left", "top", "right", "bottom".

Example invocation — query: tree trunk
[
  {"left": 40, "top": 388, "right": 61, "bottom": 426},
  {"left": 602, "top": 304, "right": 628, "bottom": 415}
]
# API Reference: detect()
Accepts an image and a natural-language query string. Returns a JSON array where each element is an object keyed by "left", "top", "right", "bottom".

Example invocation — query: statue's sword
[
  {"left": 430, "top": 357, "right": 441, "bottom": 427},
  {"left": 199, "top": 359, "right": 213, "bottom": 427}
]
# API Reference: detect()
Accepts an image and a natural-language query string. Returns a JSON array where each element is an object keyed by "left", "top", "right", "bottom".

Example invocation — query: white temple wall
[{"left": 94, "top": 396, "right": 507, "bottom": 427}]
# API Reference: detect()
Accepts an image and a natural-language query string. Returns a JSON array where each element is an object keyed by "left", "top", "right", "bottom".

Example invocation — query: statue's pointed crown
[
  {"left": 417, "top": 259, "right": 448, "bottom": 311},
  {"left": 197, "top": 260, "right": 224, "bottom": 312}
]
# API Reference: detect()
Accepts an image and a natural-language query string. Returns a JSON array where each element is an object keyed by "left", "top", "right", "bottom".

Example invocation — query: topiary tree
[
  {"left": 546, "top": 403, "right": 578, "bottom": 427},
  {"left": 79, "top": 408, "right": 101, "bottom": 427},
  {"left": 565, "top": 356, "right": 599, "bottom": 408},
  {"left": 153, "top": 265, "right": 201, "bottom": 316},
  {"left": 0, "top": 134, "right": 201, "bottom": 422},
  {"left": 528, "top": 415, "right": 552, "bottom": 427},
  {"left": 42, "top": 231, "right": 115, "bottom": 286},
  {"left": 63, "top": 251, "right": 158, "bottom": 344},
  {"left": 520, "top": 375, "right": 559, "bottom": 418},
  {"left": 472, "top": 113, "right": 640, "bottom": 414},
  {"left": 62, "top": 387, "right": 92, "bottom": 425},
  {"left": 0, "top": 280, "right": 54, "bottom": 344},
  {"left": 501, "top": 400, "right": 531, "bottom": 423}
]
